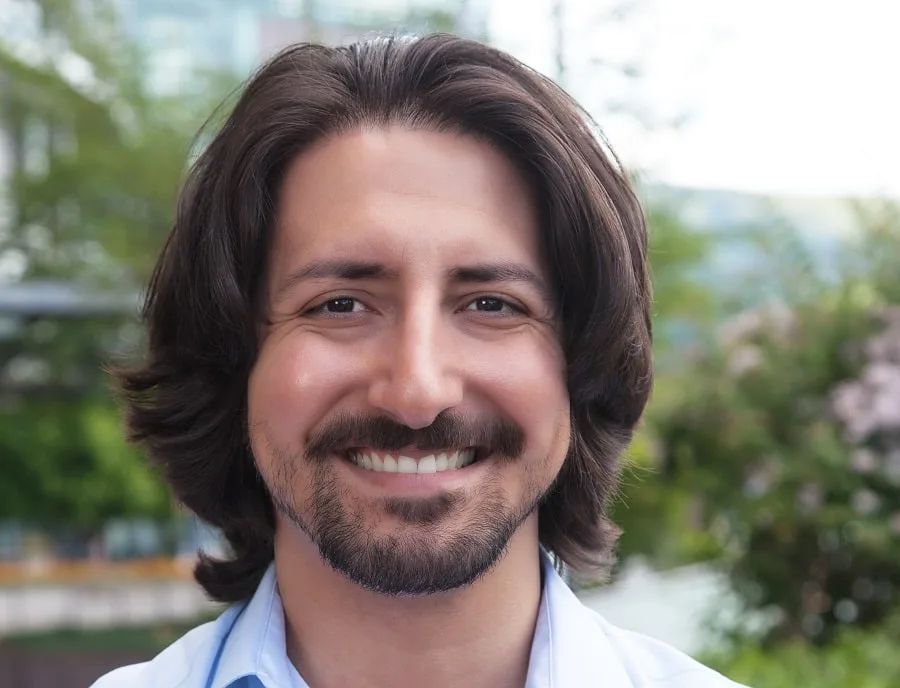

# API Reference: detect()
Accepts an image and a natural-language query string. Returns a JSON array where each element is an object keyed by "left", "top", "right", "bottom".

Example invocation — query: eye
[
  {"left": 464, "top": 296, "right": 524, "bottom": 316},
  {"left": 305, "top": 296, "right": 368, "bottom": 316}
]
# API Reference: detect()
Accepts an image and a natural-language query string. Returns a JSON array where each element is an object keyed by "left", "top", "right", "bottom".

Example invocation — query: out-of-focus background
[{"left": 0, "top": 0, "right": 897, "bottom": 686}]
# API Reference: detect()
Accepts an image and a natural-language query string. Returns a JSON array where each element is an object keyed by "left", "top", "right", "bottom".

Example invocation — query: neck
[{"left": 274, "top": 517, "right": 543, "bottom": 688}]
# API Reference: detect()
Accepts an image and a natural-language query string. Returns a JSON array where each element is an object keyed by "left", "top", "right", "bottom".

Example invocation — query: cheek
[
  {"left": 248, "top": 332, "right": 368, "bottom": 444},
  {"left": 465, "top": 334, "right": 569, "bottom": 459}
]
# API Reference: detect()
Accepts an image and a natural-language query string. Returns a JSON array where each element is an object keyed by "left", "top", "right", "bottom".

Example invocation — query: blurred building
[{"left": 115, "top": 0, "right": 489, "bottom": 94}]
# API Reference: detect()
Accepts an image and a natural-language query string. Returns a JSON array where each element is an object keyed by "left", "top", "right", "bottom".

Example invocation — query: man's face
[{"left": 248, "top": 126, "right": 571, "bottom": 595}]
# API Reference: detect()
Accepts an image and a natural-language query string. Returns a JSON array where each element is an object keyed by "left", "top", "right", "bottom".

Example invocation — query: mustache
[{"left": 305, "top": 411, "right": 526, "bottom": 461}]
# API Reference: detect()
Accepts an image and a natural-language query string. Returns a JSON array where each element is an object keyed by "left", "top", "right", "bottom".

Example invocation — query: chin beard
[{"left": 270, "top": 462, "right": 547, "bottom": 596}]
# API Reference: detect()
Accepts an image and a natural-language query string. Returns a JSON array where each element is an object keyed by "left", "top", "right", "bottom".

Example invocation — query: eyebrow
[
  {"left": 274, "top": 260, "right": 396, "bottom": 302},
  {"left": 447, "top": 263, "right": 552, "bottom": 304},
  {"left": 275, "top": 259, "right": 552, "bottom": 305}
]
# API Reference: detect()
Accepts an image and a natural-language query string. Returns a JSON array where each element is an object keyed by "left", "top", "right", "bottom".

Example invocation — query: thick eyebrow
[
  {"left": 274, "top": 260, "right": 396, "bottom": 303},
  {"left": 274, "top": 259, "right": 552, "bottom": 307},
  {"left": 448, "top": 262, "right": 552, "bottom": 306}
]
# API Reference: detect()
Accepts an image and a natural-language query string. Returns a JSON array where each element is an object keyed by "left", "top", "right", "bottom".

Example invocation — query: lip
[{"left": 334, "top": 452, "right": 492, "bottom": 495}]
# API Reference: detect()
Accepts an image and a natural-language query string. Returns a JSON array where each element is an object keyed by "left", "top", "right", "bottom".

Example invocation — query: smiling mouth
[{"left": 346, "top": 449, "right": 479, "bottom": 474}]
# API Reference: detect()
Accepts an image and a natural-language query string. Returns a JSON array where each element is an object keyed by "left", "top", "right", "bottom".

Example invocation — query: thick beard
[{"left": 265, "top": 450, "right": 549, "bottom": 596}]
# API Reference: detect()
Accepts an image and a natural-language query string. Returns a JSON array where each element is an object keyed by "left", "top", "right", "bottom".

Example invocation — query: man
[{"left": 95, "top": 34, "right": 745, "bottom": 688}]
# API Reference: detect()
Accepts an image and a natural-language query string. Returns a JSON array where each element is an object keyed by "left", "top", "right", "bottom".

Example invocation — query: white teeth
[
  {"left": 349, "top": 449, "right": 479, "bottom": 473},
  {"left": 418, "top": 455, "right": 437, "bottom": 474},
  {"left": 397, "top": 456, "right": 417, "bottom": 474}
]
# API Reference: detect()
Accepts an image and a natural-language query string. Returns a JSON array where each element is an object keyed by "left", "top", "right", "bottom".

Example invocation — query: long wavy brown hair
[{"left": 116, "top": 33, "right": 653, "bottom": 604}]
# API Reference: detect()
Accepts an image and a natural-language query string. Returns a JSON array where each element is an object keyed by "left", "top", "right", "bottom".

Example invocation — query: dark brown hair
[{"left": 117, "top": 33, "right": 652, "bottom": 603}]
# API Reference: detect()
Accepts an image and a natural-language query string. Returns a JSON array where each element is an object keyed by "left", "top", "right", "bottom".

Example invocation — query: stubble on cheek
[{"left": 248, "top": 418, "right": 305, "bottom": 517}]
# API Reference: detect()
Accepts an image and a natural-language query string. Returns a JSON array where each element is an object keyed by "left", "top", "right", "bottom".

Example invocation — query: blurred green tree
[
  {"left": 703, "top": 611, "right": 900, "bottom": 688},
  {"left": 648, "top": 200, "right": 900, "bottom": 643},
  {"left": 1, "top": 0, "right": 236, "bottom": 284},
  {"left": 0, "top": 0, "right": 237, "bottom": 544},
  {"left": 610, "top": 199, "right": 723, "bottom": 565}
]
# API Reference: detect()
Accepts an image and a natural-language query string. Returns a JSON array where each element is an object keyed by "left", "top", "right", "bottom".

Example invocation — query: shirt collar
[
  {"left": 213, "top": 566, "right": 306, "bottom": 688},
  {"left": 534, "top": 556, "right": 635, "bottom": 687},
  {"left": 209, "top": 553, "right": 628, "bottom": 688}
]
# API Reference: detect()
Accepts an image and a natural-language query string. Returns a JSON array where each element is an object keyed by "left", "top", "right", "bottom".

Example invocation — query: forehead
[{"left": 271, "top": 127, "right": 541, "bottom": 273}]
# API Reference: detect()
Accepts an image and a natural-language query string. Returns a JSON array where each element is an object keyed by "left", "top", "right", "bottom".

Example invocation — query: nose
[{"left": 367, "top": 303, "right": 464, "bottom": 429}]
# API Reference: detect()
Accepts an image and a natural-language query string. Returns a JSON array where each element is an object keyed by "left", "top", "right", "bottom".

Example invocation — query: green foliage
[
  {"left": 844, "top": 200, "right": 900, "bottom": 304},
  {"left": 703, "top": 620, "right": 900, "bottom": 688},
  {"left": 611, "top": 197, "right": 722, "bottom": 564},
  {"left": 1, "top": 0, "right": 238, "bottom": 284},
  {"left": 0, "top": 1, "right": 237, "bottom": 532},
  {"left": 0, "top": 396, "right": 171, "bottom": 530},
  {"left": 643, "top": 201, "right": 900, "bottom": 642},
  {"left": 645, "top": 203, "right": 717, "bottom": 329}
]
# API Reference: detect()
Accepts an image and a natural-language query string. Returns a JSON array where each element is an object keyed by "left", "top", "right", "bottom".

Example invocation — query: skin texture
[{"left": 247, "top": 127, "right": 572, "bottom": 688}]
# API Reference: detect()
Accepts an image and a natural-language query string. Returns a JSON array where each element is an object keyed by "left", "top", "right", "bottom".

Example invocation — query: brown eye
[
  {"left": 464, "top": 297, "right": 524, "bottom": 316},
  {"left": 305, "top": 296, "right": 368, "bottom": 317},
  {"left": 472, "top": 297, "right": 503, "bottom": 312},
  {"left": 324, "top": 297, "right": 357, "bottom": 313}
]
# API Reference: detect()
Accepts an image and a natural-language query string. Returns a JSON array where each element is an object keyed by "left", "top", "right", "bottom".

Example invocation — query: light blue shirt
[{"left": 92, "top": 556, "right": 746, "bottom": 687}]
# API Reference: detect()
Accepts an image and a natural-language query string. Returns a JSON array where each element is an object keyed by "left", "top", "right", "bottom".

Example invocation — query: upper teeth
[{"left": 349, "top": 449, "right": 476, "bottom": 473}]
